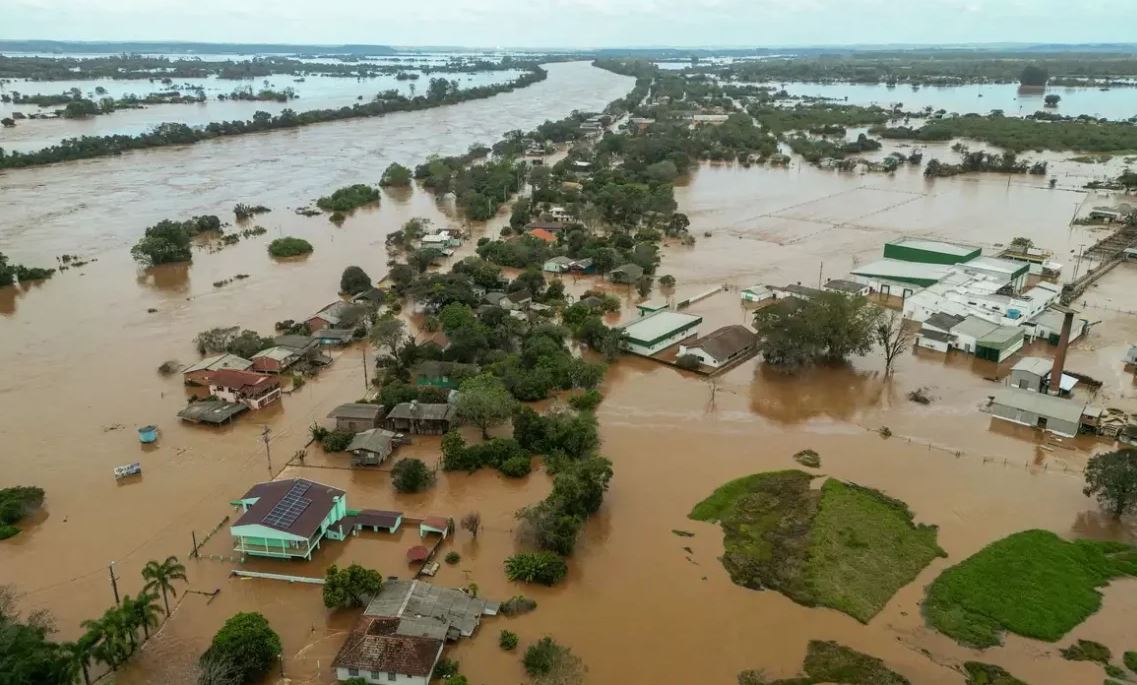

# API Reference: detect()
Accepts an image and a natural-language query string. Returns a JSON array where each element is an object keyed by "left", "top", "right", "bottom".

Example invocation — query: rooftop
[
  {"left": 824, "top": 279, "right": 866, "bottom": 294},
  {"left": 1012, "top": 357, "right": 1054, "bottom": 377},
  {"left": 327, "top": 402, "right": 384, "bottom": 421},
  {"left": 182, "top": 353, "right": 252, "bottom": 375},
  {"left": 528, "top": 228, "right": 558, "bottom": 243},
  {"left": 274, "top": 334, "right": 317, "bottom": 351},
  {"left": 208, "top": 369, "right": 279, "bottom": 391},
  {"left": 619, "top": 310, "right": 703, "bottom": 346},
  {"left": 364, "top": 579, "right": 499, "bottom": 638},
  {"left": 176, "top": 400, "right": 247, "bottom": 424},
  {"left": 251, "top": 346, "right": 297, "bottom": 363},
  {"left": 233, "top": 478, "right": 344, "bottom": 539},
  {"left": 991, "top": 388, "right": 1086, "bottom": 424},
  {"left": 851, "top": 259, "right": 953, "bottom": 284},
  {"left": 332, "top": 616, "right": 442, "bottom": 677},
  {"left": 386, "top": 402, "right": 456, "bottom": 422},
  {"left": 311, "top": 301, "right": 367, "bottom": 326},
  {"left": 925, "top": 312, "right": 965, "bottom": 332},
  {"left": 683, "top": 325, "right": 757, "bottom": 363},
  {"left": 887, "top": 237, "right": 979, "bottom": 257},
  {"left": 346, "top": 429, "right": 398, "bottom": 455}
]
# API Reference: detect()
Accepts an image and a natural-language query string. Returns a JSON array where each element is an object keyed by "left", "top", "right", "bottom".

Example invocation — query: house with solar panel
[{"left": 229, "top": 479, "right": 349, "bottom": 560}]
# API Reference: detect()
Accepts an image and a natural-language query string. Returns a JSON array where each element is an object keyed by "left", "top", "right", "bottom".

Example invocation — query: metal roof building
[
  {"left": 988, "top": 388, "right": 1086, "bottom": 437},
  {"left": 618, "top": 310, "right": 703, "bottom": 357}
]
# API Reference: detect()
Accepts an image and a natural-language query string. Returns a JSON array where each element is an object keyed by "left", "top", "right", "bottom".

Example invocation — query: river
[{"left": 2, "top": 60, "right": 1136, "bottom": 685}]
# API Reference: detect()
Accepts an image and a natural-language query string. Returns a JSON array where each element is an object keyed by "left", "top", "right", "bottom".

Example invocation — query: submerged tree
[
  {"left": 1083, "top": 449, "right": 1137, "bottom": 519},
  {"left": 141, "top": 556, "right": 187, "bottom": 616},
  {"left": 875, "top": 308, "right": 914, "bottom": 376}
]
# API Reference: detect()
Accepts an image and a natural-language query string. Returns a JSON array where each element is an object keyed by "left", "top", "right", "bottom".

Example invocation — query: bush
[
  {"left": 317, "top": 184, "right": 380, "bottom": 212},
  {"left": 0, "top": 486, "right": 45, "bottom": 526},
  {"left": 568, "top": 390, "right": 603, "bottom": 411},
  {"left": 445, "top": 551, "right": 461, "bottom": 565},
  {"left": 499, "top": 595, "right": 537, "bottom": 616},
  {"left": 199, "top": 612, "right": 281, "bottom": 685},
  {"left": 498, "top": 454, "right": 533, "bottom": 478},
  {"left": 793, "top": 449, "right": 821, "bottom": 468},
  {"left": 1125, "top": 651, "right": 1137, "bottom": 673},
  {"left": 340, "top": 266, "right": 371, "bottom": 295},
  {"left": 391, "top": 458, "right": 434, "bottom": 493},
  {"left": 499, "top": 630, "right": 519, "bottom": 651},
  {"left": 1061, "top": 639, "right": 1111, "bottom": 663},
  {"left": 505, "top": 551, "right": 568, "bottom": 585},
  {"left": 380, "top": 162, "right": 413, "bottom": 187},
  {"left": 431, "top": 658, "right": 459, "bottom": 679},
  {"left": 323, "top": 564, "right": 383, "bottom": 609},
  {"left": 321, "top": 430, "right": 354, "bottom": 452},
  {"left": 268, "top": 237, "right": 313, "bottom": 258},
  {"left": 0, "top": 525, "right": 19, "bottom": 540}
]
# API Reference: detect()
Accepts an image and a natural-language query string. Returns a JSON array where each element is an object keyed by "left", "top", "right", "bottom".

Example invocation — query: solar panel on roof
[{"left": 262, "top": 481, "right": 313, "bottom": 529}]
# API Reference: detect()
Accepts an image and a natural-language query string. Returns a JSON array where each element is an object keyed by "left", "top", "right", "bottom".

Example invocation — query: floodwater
[
  {"left": 762, "top": 80, "right": 1137, "bottom": 121},
  {"left": 0, "top": 69, "right": 526, "bottom": 152},
  {"left": 3, "top": 61, "right": 1137, "bottom": 685}
]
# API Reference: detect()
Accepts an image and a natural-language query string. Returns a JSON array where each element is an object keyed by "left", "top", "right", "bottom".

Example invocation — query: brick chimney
[{"left": 1049, "top": 309, "right": 1075, "bottom": 394}]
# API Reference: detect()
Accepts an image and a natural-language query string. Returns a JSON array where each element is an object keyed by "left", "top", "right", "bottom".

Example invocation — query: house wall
[
  {"left": 246, "top": 388, "right": 282, "bottom": 410},
  {"left": 916, "top": 334, "right": 951, "bottom": 353},
  {"left": 622, "top": 329, "right": 699, "bottom": 357},
  {"left": 306, "top": 316, "right": 331, "bottom": 332},
  {"left": 336, "top": 416, "right": 379, "bottom": 433},
  {"left": 335, "top": 667, "right": 428, "bottom": 685},
  {"left": 1009, "top": 370, "right": 1045, "bottom": 392},
  {"left": 976, "top": 336, "right": 1024, "bottom": 363},
  {"left": 252, "top": 357, "right": 286, "bottom": 374},
  {"left": 849, "top": 275, "right": 920, "bottom": 299},
  {"left": 989, "top": 404, "right": 1079, "bottom": 437}
]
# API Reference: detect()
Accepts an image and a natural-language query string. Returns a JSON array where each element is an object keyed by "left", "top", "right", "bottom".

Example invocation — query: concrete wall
[
  {"left": 623, "top": 330, "right": 698, "bottom": 357},
  {"left": 1009, "top": 369, "right": 1045, "bottom": 392},
  {"left": 916, "top": 334, "right": 950, "bottom": 353},
  {"left": 989, "top": 404, "right": 1079, "bottom": 437},
  {"left": 335, "top": 667, "right": 428, "bottom": 685}
]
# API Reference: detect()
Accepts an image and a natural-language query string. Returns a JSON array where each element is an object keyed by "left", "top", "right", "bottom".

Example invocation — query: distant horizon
[{"left": 7, "top": 0, "right": 1137, "bottom": 49}]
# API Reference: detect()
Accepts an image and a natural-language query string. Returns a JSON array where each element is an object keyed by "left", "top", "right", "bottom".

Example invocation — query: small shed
[
  {"left": 678, "top": 325, "right": 758, "bottom": 369},
  {"left": 636, "top": 300, "right": 668, "bottom": 317},
  {"left": 740, "top": 285, "right": 773, "bottom": 303},
  {"left": 824, "top": 279, "right": 871, "bottom": 297},
  {"left": 349, "top": 509, "right": 402, "bottom": 534},
  {"left": 1124, "top": 345, "right": 1137, "bottom": 366},
  {"left": 419, "top": 516, "right": 450, "bottom": 539},
  {"left": 327, "top": 403, "right": 384, "bottom": 433},
  {"left": 345, "top": 428, "right": 399, "bottom": 466},
  {"left": 385, "top": 401, "right": 456, "bottom": 435}
]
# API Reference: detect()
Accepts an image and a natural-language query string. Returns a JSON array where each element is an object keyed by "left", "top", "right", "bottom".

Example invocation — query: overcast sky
[{"left": 5, "top": 0, "right": 1135, "bottom": 48}]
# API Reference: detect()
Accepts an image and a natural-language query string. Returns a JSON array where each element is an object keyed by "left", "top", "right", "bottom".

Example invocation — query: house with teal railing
[{"left": 230, "top": 478, "right": 349, "bottom": 560}]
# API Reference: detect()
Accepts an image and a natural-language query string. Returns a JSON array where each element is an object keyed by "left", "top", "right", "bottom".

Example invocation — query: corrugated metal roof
[
  {"left": 851, "top": 258, "right": 952, "bottom": 283},
  {"left": 888, "top": 237, "right": 978, "bottom": 256},
  {"left": 991, "top": 388, "right": 1085, "bottom": 424}
]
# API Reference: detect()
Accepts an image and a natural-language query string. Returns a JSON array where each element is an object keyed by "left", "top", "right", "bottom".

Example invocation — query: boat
[{"left": 114, "top": 463, "right": 142, "bottom": 479}]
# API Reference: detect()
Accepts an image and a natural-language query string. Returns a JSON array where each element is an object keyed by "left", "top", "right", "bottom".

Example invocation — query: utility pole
[
  {"left": 817, "top": 260, "right": 824, "bottom": 289},
  {"left": 108, "top": 562, "right": 120, "bottom": 606},
  {"left": 362, "top": 345, "right": 369, "bottom": 393},
  {"left": 261, "top": 426, "right": 273, "bottom": 479}
]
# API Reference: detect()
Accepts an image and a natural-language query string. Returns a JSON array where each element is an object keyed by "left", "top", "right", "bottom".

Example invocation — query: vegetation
[
  {"left": 322, "top": 564, "right": 383, "bottom": 609},
  {"left": 874, "top": 116, "right": 1137, "bottom": 153},
  {"left": 380, "top": 162, "right": 413, "bottom": 187},
  {"left": 233, "top": 203, "right": 270, "bottom": 220},
  {"left": 1125, "top": 652, "right": 1137, "bottom": 674},
  {"left": 141, "top": 556, "right": 187, "bottom": 617},
  {"left": 198, "top": 612, "right": 281, "bottom": 685},
  {"left": 0, "top": 486, "right": 45, "bottom": 540},
  {"left": 0, "top": 252, "right": 55, "bottom": 287},
  {"left": 1083, "top": 448, "right": 1137, "bottom": 518},
  {"left": 753, "top": 292, "right": 880, "bottom": 372},
  {"left": 391, "top": 458, "right": 434, "bottom": 493},
  {"left": 320, "top": 430, "right": 354, "bottom": 453},
  {"left": 505, "top": 551, "right": 568, "bottom": 585},
  {"left": 445, "top": 551, "right": 461, "bottom": 565},
  {"left": 0, "top": 67, "right": 548, "bottom": 169},
  {"left": 461, "top": 511, "right": 481, "bottom": 538},
  {"left": 1061, "top": 639, "right": 1111, "bottom": 663},
  {"left": 1020, "top": 65, "right": 1049, "bottom": 87},
  {"left": 799, "top": 641, "right": 909, "bottom": 685},
  {"left": 793, "top": 450, "right": 821, "bottom": 468},
  {"left": 518, "top": 457, "right": 613, "bottom": 556},
  {"left": 523, "top": 637, "right": 585, "bottom": 684},
  {"left": 130, "top": 215, "right": 220, "bottom": 266},
  {"left": 499, "top": 595, "right": 538, "bottom": 616},
  {"left": 455, "top": 373, "right": 516, "bottom": 438},
  {"left": 963, "top": 662, "right": 1029, "bottom": 685},
  {"left": 316, "top": 184, "right": 381, "bottom": 212},
  {"left": 690, "top": 470, "right": 943, "bottom": 622},
  {"left": 568, "top": 389, "right": 603, "bottom": 411},
  {"left": 924, "top": 530, "right": 1137, "bottom": 647},
  {"left": 499, "top": 629, "right": 519, "bottom": 651},
  {"left": 339, "top": 266, "right": 372, "bottom": 295},
  {"left": 267, "top": 237, "right": 313, "bottom": 258},
  {"left": 441, "top": 431, "right": 529, "bottom": 476},
  {"left": 0, "top": 586, "right": 73, "bottom": 684}
]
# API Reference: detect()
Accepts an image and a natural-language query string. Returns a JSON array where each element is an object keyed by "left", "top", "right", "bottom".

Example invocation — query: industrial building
[{"left": 618, "top": 310, "right": 703, "bottom": 356}]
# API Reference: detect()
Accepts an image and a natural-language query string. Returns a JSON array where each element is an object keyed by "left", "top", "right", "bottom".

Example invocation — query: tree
[
  {"left": 141, "top": 556, "right": 187, "bottom": 617},
  {"left": 323, "top": 564, "right": 383, "bottom": 609},
  {"left": 409, "top": 247, "right": 442, "bottom": 273},
  {"left": 753, "top": 292, "right": 877, "bottom": 372},
  {"left": 456, "top": 373, "right": 516, "bottom": 439},
  {"left": 267, "top": 237, "right": 313, "bottom": 258},
  {"left": 369, "top": 316, "right": 406, "bottom": 357},
  {"left": 391, "top": 458, "right": 434, "bottom": 493},
  {"left": 1044, "top": 94, "right": 1061, "bottom": 107},
  {"left": 1019, "top": 65, "right": 1049, "bottom": 87},
  {"left": 0, "top": 586, "right": 73, "bottom": 685},
  {"left": 131, "top": 220, "right": 193, "bottom": 266},
  {"left": 340, "top": 266, "right": 372, "bottom": 295},
  {"left": 225, "top": 329, "right": 274, "bottom": 359},
  {"left": 659, "top": 274, "right": 676, "bottom": 289},
  {"left": 123, "top": 591, "right": 163, "bottom": 641},
  {"left": 198, "top": 612, "right": 281, "bottom": 685},
  {"left": 1083, "top": 449, "right": 1137, "bottom": 519},
  {"left": 461, "top": 511, "right": 481, "bottom": 539},
  {"left": 524, "top": 636, "right": 585, "bottom": 684},
  {"left": 635, "top": 274, "right": 653, "bottom": 298},
  {"left": 380, "top": 162, "right": 412, "bottom": 187},
  {"left": 874, "top": 308, "right": 913, "bottom": 376},
  {"left": 505, "top": 552, "right": 568, "bottom": 585}
]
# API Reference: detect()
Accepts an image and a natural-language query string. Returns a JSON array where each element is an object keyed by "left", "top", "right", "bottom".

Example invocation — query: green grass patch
[
  {"left": 963, "top": 662, "right": 1029, "bottom": 685},
  {"left": 1124, "top": 651, "right": 1137, "bottom": 674},
  {"left": 924, "top": 530, "right": 1137, "bottom": 648},
  {"left": 807, "top": 480, "right": 945, "bottom": 622},
  {"left": 753, "top": 640, "right": 910, "bottom": 685},
  {"left": 1062, "top": 639, "right": 1112, "bottom": 663},
  {"left": 691, "top": 470, "right": 943, "bottom": 622}
]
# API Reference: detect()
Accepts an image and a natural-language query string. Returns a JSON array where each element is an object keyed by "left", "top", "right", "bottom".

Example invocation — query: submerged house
[
  {"left": 413, "top": 361, "right": 477, "bottom": 390},
  {"left": 1009, "top": 357, "right": 1077, "bottom": 396},
  {"left": 182, "top": 353, "right": 253, "bottom": 386},
  {"left": 988, "top": 389, "right": 1089, "bottom": 438},
  {"left": 333, "top": 580, "right": 498, "bottom": 685},
  {"left": 230, "top": 479, "right": 348, "bottom": 559},
  {"left": 617, "top": 310, "right": 703, "bottom": 357},
  {"left": 678, "top": 325, "right": 758, "bottom": 369},
  {"left": 327, "top": 403, "right": 384, "bottom": 433},
  {"left": 207, "top": 370, "right": 282, "bottom": 410},
  {"left": 250, "top": 346, "right": 300, "bottom": 374},
  {"left": 345, "top": 429, "right": 402, "bottom": 467},
  {"left": 384, "top": 401, "right": 456, "bottom": 435},
  {"left": 609, "top": 263, "right": 644, "bottom": 284},
  {"left": 307, "top": 301, "right": 368, "bottom": 333}
]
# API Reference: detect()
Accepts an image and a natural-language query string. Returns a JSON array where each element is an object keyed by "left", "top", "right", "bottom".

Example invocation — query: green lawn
[
  {"left": 963, "top": 662, "right": 1029, "bottom": 685},
  {"left": 924, "top": 530, "right": 1137, "bottom": 648},
  {"left": 690, "top": 470, "right": 943, "bottom": 622},
  {"left": 752, "top": 641, "right": 911, "bottom": 685}
]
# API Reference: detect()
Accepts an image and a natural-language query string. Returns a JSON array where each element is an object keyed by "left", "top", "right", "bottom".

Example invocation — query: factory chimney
[{"left": 1049, "top": 308, "right": 1076, "bottom": 394}]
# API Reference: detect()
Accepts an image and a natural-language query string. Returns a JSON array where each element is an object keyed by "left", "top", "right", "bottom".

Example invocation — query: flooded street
[{"left": 3, "top": 60, "right": 1137, "bottom": 685}]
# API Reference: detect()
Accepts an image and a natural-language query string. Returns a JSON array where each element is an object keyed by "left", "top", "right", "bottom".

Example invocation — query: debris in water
[
  {"left": 879, "top": 426, "right": 893, "bottom": 438},
  {"left": 671, "top": 529, "right": 695, "bottom": 537},
  {"left": 907, "top": 387, "right": 934, "bottom": 405},
  {"left": 157, "top": 360, "right": 181, "bottom": 376},
  {"left": 793, "top": 449, "right": 821, "bottom": 468},
  {"left": 682, "top": 546, "right": 693, "bottom": 554}
]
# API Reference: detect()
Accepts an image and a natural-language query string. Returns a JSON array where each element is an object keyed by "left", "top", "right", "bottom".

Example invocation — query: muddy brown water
[{"left": 3, "top": 65, "right": 1137, "bottom": 684}]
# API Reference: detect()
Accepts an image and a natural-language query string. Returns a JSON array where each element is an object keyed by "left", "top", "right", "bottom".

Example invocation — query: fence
[{"left": 230, "top": 570, "right": 325, "bottom": 584}]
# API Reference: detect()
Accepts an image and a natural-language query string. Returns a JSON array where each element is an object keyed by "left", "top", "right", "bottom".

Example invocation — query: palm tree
[
  {"left": 57, "top": 641, "right": 85, "bottom": 685},
  {"left": 141, "top": 556, "right": 187, "bottom": 616},
  {"left": 81, "top": 612, "right": 128, "bottom": 672},
  {"left": 125, "top": 591, "right": 163, "bottom": 641}
]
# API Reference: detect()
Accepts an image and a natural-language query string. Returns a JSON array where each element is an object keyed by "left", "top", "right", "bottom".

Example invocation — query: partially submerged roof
[
  {"left": 310, "top": 301, "right": 367, "bottom": 326},
  {"left": 824, "top": 279, "right": 866, "bottom": 294},
  {"left": 619, "top": 310, "right": 703, "bottom": 347},
  {"left": 346, "top": 429, "right": 398, "bottom": 455},
  {"left": 528, "top": 228, "right": 558, "bottom": 243},
  {"left": 208, "top": 369, "right": 280, "bottom": 391},
  {"left": 182, "top": 353, "right": 252, "bottom": 375},
  {"left": 313, "top": 328, "right": 356, "bottom": 342},
  {"left": 925, "top": 312, "right": 965, "bottom": 332},
  {"left": 683, "top": 325, "right": 757, "bottom": 363},
  {"left": 386, "top": 402, "right": 456, "bottom": 422},
  {"left": 177, "top": 400, "right": 247, "bottom": 424},
  {"left": 991, "top": 388, "right": 1086, "bottom": 425},
  {"left": 252, "top": 346, "right": 298, "bottom": 363},
  {"left": 611, "top": 263, "right": 645, "bottom": 279},
  {"left": 353, "top": 509, "right": 402, "bottom": 529},
  {"left": 364, "top": 579, "right": 498, "bottom": 639},
  {"left": 274, "top": 334, "right": 317, "bottom": 351},
  {"left": 1012, "top": 357, "right": 1054, "bottom": 377},
  {"left": 327, "top": 402, "right": 384, "bottom": 421},
  {"left": 332, "top": 616, "right": 443, "bottom": 677},
  {"left": 851, "top": 259, "right": 952, "bottom": 286},
  {"left": 233, "top": 478, "right": 345, "bottom": 539}
]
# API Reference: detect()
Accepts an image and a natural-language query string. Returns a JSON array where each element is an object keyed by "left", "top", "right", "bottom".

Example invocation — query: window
[
  {"left": 347, "top": 668, "right": 359, "bottom": 677},
  {"left": 387, "top": 672, "right": 397, "bottom": 681}
]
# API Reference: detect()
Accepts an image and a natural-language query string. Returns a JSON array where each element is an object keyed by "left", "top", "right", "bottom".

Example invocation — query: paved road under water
[{"left": 2, "top": 62, "right": 1136, "bottom": 684}]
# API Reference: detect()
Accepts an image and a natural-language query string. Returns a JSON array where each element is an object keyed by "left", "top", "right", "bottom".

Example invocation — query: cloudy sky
[{"left": 5, "top": 0, "right": 1135, "bottom": 47}]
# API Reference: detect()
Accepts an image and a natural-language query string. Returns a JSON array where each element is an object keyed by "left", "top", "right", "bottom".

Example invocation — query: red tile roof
[
  {"left": 422, "top": 516, "right": 449, "bottom": 532},
  {"left": 208, "top": 369, "right": 280, "bottom": 392},
  {"left": 333, "top": 616, "right": 443, "bottom": 677},
  {"left": 528, "top": 228, "right": 558, "bottom": 243}
]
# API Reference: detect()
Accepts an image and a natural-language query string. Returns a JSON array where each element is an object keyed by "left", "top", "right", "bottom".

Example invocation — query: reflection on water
[{"left": 137, "top": 262, "right": 192, "bottom": 293}]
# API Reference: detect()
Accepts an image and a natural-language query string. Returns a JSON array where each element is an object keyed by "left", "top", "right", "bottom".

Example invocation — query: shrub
[
  {"left": 391, "top": 458, "right": 434, "bottom": 493},
  {"left": 0, "top": 525, "right": 19, "bottom": 540},
  {"left": 568, "top": 389, "right": 603, "bottom": 411},
  {"left": 431, "top": 658, "right": 459, "bottom": 679},
  {"left": 499, "top": 630, "right": 519, "bottom": 651},
  {"left": 267, "top": 237, "right": 313, "bottom": 258},
  {"left": 323, "top": 564, "right": 383, "bottom": 609},
  {"left": 505, "top": 552, "right": 568, "bottom": 586},
  {"left": 445, "top": 551, "right": 461, "bottom": 565},
  {"left": 498, "top": 455, "right": 532, "bottom": 478},
  {"left": 321, "top": 430, "right": 354, "bottom": 452},
  {"left": 380, "top": 162, "right": 413, "bottom": 187},
  {"left": 676, "top": 354, "right": 701, "bottom": 370},
  {"left": 340, "top": 266, "right": 372, "bottom": 295},
  {"left": 317, "top": 184, "right": 380, "bottom": 212},
  {"left": 199, "top": 612, "right": 281, "bottom": 685},
  {"left": 1061, "top": 639, "right": 1111, "bottom": 663},
  {"left": 499, "top": 595, "right": 537, "bottom": 616},
  {"left": 1125, "top": 651, "right": 1137, "bottom": 673}
]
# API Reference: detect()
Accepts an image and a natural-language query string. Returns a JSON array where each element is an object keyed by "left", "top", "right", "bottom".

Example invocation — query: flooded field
[
  {"left": 0, "top": 69, "right": 527, "bottom": 152},
  {"left": 3, "top": 61, "right": 1137, "bottom": 685}
]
